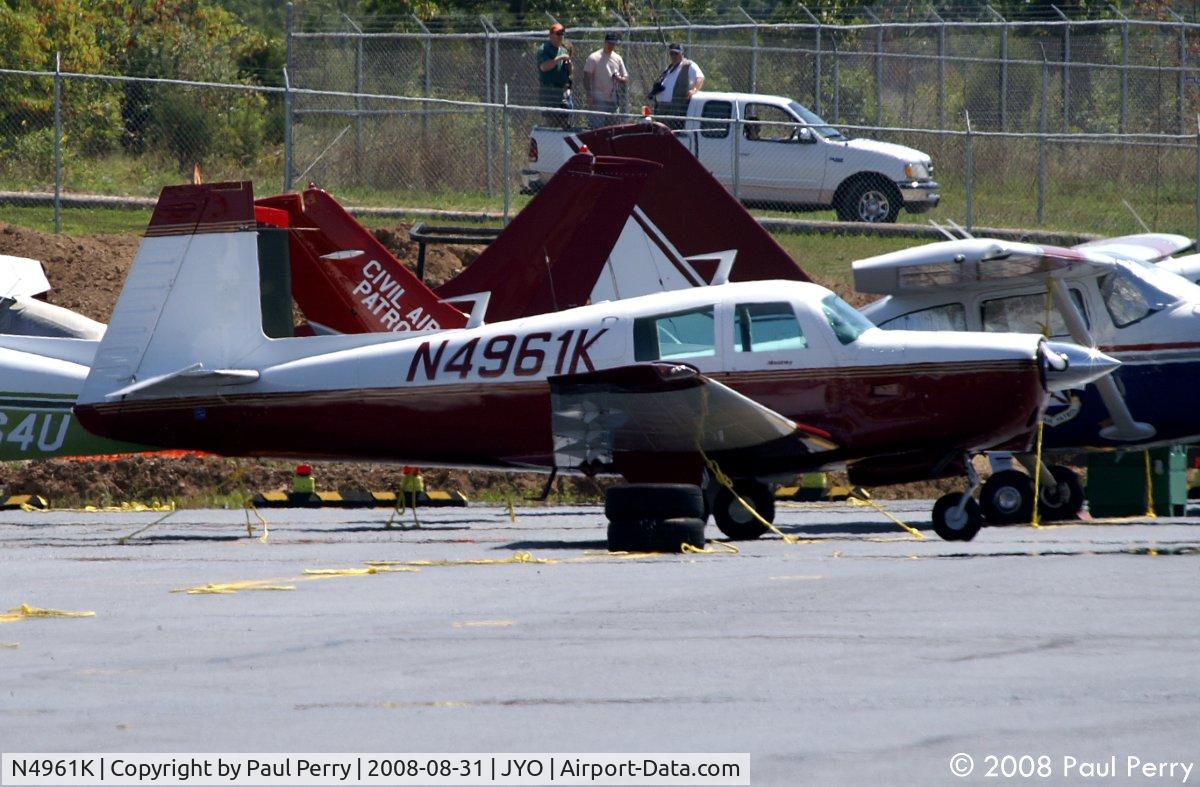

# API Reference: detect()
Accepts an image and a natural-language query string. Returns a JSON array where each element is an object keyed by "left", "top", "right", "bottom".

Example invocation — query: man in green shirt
[{"left": 538, "top": 23, "right": 573, "bottom": 128}]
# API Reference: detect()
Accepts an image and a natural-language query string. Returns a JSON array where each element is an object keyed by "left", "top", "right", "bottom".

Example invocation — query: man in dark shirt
[{"left": 538, "top": 23, "right": 572, "bottom": 128}]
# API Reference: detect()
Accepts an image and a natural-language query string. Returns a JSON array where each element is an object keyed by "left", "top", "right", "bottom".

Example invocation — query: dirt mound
[{"left": 0, "top": 223, "right": 139, "bottom": 322}]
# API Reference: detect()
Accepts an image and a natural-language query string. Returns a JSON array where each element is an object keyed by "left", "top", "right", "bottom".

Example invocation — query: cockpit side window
[
  {"left": 633, "top": 306, "right": 715, "bottom": 361},
  {"left": 980, "top": 289, "right": 1089, "bottom": 337},
  {"left": 879, "top": 303, "right": 967, "bottom": 331},
  {"left": 733, "top": 302, "right": 807, "bottom": 352}
]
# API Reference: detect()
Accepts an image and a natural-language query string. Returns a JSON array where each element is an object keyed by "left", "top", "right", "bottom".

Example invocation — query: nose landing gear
[{"left": 930, "top": 454, "right": 984, "bottom": 541}]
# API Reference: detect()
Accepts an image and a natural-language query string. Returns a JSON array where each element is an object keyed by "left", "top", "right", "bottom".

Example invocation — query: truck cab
[{"left": 683, "top": 91, "right": 938, "bottom": 222}]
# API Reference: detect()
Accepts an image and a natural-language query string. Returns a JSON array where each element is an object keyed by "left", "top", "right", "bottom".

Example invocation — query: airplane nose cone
[{"left": 1041, "top": 341, "right": 1121, "bottom": 391}]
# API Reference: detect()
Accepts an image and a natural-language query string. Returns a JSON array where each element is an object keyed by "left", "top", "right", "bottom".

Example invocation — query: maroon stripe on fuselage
[{"left": 75, "top": 360, "right": 1043, "bottom": 476}]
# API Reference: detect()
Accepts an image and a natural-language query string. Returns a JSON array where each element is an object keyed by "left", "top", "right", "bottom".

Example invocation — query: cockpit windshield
[
  {"left": 788, "top": 102, "right": 845, "bottom": 140},
  {"left": 1099, "top": 260, "right": 1191, "bottom": 327},
  {"left": 821, "top": 293, "right": 875, "bottom": 344}
]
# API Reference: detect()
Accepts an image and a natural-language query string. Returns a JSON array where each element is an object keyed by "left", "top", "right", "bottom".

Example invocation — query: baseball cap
[
  {"left": 604, "top": 32, "right": 619, "bottom": 43},
  {"left": 668, "top": 42, "right": 684, "bottom": 53},
  {"left": 549, "top": 23, "right": 565, "bottom": 34}
]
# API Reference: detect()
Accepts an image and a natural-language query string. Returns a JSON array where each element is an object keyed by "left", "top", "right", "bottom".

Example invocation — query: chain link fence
[{"left": 0, "top": 59, "right": 1197, "bottom": 242}]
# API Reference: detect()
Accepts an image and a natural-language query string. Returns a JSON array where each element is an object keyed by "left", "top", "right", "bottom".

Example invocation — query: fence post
[
  {"left": 732, "top": 104, "right": 742, "bottom": 200},
  {"left": 411, "top": 15, "right": 432, "bottom": 135},
  {"left": 481, "top": 17, "right": 494, "bottom": 198},
  {"left": 930, "top": 8, "right": 946, "bottom": 131},
  {"left": 1111, "top": 5, "right": 1128, "bottom": 134},
  {"left": 1038, "top": 50, "right": 1048, "bottom": 225},
  {"left": 612, "top": 11, "right": 631, "bottom": 115},
  {"left": 53, "top": 51, "right": 62, "bottom": 235},
  {"left": 987, "top": 5, "right": 1008, "bottom": 132},
  {"left": 738, "top": 7, "right": 758, "bottom": 93},
  {"left": 831, "top": 36, "right": 840, "bottom": 122},
  {"left": 343, "top": 14, "right": 364, "bottom": 184},
  {"left": 1052, "top": 4, "right": 1070, "bottom": 130},
  {"left": 673, "top": 10, "right": 694, "bottom": 48},
  {"left": 283, "top": 66, "right": 293, "bottom": 192},
  {"left": 284, "top": 3, "right": 294, "bottom": 192},
  {"left": 503, "top": 84, "right": 511, "bottom": 225},
  {"left": 964, "top": 111, "right": 973, "bottom": 232},
  {"left": 800, "top": 5, "right": 821, "bottom": 114},
  {"left": 862, "top": 7, "right": 883, "bottom": 127},
  {"left": 1168, "top": 8, "right": 1186, "bottom": 135}
]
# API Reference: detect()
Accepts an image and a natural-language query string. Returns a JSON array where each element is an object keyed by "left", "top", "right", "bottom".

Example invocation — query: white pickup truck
[{"left": 523, "top": 91, "right": 940, "bottom": 223}]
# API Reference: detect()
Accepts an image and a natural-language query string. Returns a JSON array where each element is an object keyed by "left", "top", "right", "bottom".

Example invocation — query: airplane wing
[
  {"left": 853, "top": 238, "right": 1117, "bottom": 295},
  {"left": 1074, "top": 233, "right": 1193, "bottom": 262},
  {"left": 0, "top": 254, "right": 51, "bottom": 299},
  {"left": 548, "top": 362, "right": 836, "bottom": 471}
]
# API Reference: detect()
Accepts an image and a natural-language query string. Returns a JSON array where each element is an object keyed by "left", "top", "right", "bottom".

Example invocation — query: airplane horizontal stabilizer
[
  {"left": 104, "top": 362, "right": 260, "bottom": 400},
  {"left": 0, "top": 255, "right": 51, "bottom": 299},
  {"left": 549, "top": 362, "right": 836, "bottom": 471},
  {"left": 1074, "top": 233, "right": 1193, "bottom": 262}
]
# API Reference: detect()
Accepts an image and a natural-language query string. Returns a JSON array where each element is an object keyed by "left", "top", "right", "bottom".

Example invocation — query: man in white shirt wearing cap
[
  {"left": 584, "top": 32, "right": 628, "bottom": 128},
  {"left": 651, "top": 43, "right": 704, "bottom": 129}
]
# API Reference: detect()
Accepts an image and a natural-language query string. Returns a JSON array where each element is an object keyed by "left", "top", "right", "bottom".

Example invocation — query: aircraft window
[
  {"left": 743, "top": 103, "right": 797, "bottom": 142},
  {"left": 733, "top": 302, "right": 807, "bottom": 352},
  {"left": 700, "top": 101, "right": 732, "bottom": 139},
  {"left": 1100, "top": 265, "right": 1178, "bottom": 328},
  {"left": 980, "top": 290, "right": 1089, "bottom": 337},
  {"left": 821, "top": 293, "right": 874, "bottom": 344},
  {"left": 879, "top": 303, "right": 967, "bottom": 331},
  {"left": 633, "top": 306, "right": 715, "bottom": 361}
]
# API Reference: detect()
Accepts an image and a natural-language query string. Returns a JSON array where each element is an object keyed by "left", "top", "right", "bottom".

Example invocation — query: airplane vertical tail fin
[
  {"left": 574, "top": 123, "right": 811, "bottom": 294},
  {"left": 435, "top": 153, "right": 660, "bottom": 322},
  {"left": 255, "top": 188, "right": 468, "bottom": 334},
  {"left": 78, "top": 181, "right": 268, "bottom": 408}
]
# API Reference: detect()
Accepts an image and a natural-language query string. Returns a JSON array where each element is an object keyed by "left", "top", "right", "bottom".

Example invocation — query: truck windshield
[{"left": 788, "top": 102, "right": 845, "bottom": 140}]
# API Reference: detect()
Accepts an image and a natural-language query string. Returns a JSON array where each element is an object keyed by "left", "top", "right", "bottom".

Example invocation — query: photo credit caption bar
[{"left": 1, "top": 753, "right": 750, "bottom": 785}]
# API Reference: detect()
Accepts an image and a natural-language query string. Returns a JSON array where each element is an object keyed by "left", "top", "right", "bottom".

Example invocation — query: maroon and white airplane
[{"left": 71, "top": 161, "right": 1115, "bottom": 543}]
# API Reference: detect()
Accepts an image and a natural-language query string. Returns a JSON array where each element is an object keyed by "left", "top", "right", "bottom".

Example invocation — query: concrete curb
[{"left": 0, "top": 190, "right": 1101, "bottom": 245}]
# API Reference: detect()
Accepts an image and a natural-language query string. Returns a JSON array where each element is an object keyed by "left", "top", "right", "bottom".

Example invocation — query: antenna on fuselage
[
  {"left": 945, "top": 218, "right": 974, "bottom": 240},
  {"left": 927, "top": 219, "right": 956, "bottom": 241},
  {"left": 1121, "top": 200, "right": 1152, "bottom": 233}
]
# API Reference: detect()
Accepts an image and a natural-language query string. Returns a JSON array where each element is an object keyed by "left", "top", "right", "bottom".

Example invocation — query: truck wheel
[
  {"left": 712, "top": 480, "right": 774, "bottom": 540},
  {"left": 604, "top": 484, "right": 705, "bottom": 521},
  {"left": 835, "top": 178, "right": 901, "bottom": 223},
  {"left": 607, "top": 517, "right": 707, "bottom": 553}
]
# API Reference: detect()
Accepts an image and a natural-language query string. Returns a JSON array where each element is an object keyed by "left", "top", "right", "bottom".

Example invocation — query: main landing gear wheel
[
  {"left": 1038, "top": 465, "right": 1085, "bottom": 521},
  {"left": 932, "top": 493, "right": 983, "bottom": 542},
  {"left": 979, "top": 470, "right": 1035, "bottom": 525},
  {"left": 712, "top": 479, "right": 775, "bottom": 540},
  {"left": 604, "top": 484, "right": 707, "bottom": 553},
  {"left": 606, "top": 517, "right": 707, "bottom": 553}
]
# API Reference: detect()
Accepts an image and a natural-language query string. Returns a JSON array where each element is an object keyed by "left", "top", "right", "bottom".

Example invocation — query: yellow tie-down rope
[
  {"left": 0, "top": 604, "right": 96, "bottom": 623},
  {"left": 701, "top": 449, "right": 923, "bottom": 542}
]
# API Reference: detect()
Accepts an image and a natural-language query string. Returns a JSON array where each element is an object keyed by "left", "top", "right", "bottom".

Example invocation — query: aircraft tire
[
  {"left": 607, "top": 517, "right": 707, "bottom": 553},
  {"left": 604, "top": 484, "right": 705, "bottom": 521},
  {"left": 932, "top": 493, "right": 983, "bottom": 542},
  {"left": 979, "top": 470, "right": 1035, "bottom": 525},
  {"left": 1038, "top": 465, "right": 1085, "bottom": 520},
  {"left": 712, "top": 480, "right": 774, "bottom": 540}
]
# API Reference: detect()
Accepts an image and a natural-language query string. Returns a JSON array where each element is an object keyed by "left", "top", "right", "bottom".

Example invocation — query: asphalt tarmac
[{"left": 1, "top": 502, "right": 1198, "bottom": 785}]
